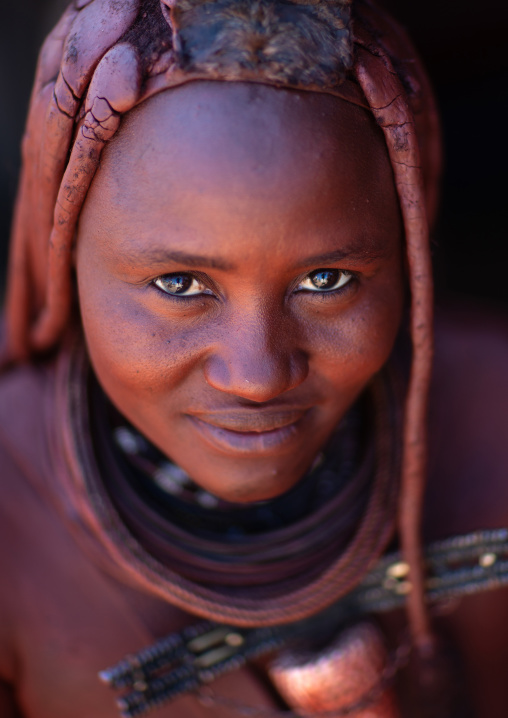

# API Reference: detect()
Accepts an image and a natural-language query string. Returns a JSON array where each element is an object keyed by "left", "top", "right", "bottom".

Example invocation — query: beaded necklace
[{"left": 109, "top": 403, "right": 362, "bottom": 538}]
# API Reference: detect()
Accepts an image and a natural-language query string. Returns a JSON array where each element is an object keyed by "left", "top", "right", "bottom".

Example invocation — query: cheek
[
  {"left": 306, "top": 274, "right": 404, "bottom": 392},
  {"left": 77, "top": 270, "right": 204, "bottom": 401}
]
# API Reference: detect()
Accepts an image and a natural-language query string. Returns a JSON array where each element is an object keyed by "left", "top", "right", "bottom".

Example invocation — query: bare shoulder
[
  {"left": 0, "top": 362, "right": 52, "bottom": 683},
  {"left": 424, "top": 300, "right": 508, "bottom": 539},
  {"left": 421, "top": 302, "right": 508, "bottom": 718}
]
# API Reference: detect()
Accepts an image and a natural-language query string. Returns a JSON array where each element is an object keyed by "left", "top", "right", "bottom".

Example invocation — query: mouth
[{"left": 187, "top": 409, "right": 308, "bottom": 456}]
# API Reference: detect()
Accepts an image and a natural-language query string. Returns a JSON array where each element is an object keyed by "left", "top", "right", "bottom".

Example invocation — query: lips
[
  {"left": 187, "top": 408, "right": 309, "bottom": 455},
  {"left": 189, "top": 409, "right": 307, "bottom": 433}
]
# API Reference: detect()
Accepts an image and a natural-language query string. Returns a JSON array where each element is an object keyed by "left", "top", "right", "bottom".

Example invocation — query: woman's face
[{"left": 77, "top": 82, "right": 404, "bottom": 503}]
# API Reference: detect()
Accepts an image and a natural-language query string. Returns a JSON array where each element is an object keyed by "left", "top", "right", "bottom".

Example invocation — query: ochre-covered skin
[
  {"left": 3, "top": 313, "right": 508, "bottom": 718},
  {"left": 77, "top": 83, "right": 404, "bottom": 504},
  {"left": 5, "top": 1, "right": 508, "bottom": 718},
  {"left": 3, "top": 0, "right": 440, "bottom": 654}
]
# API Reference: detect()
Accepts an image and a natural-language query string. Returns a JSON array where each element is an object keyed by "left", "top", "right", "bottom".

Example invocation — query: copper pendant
[{"left": 268, "top": 622, "right": 400, "bottom": 717}]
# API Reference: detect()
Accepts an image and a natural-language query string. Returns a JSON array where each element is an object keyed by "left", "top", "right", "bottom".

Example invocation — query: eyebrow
[
  {"left": 295, "top": 243, "right": 392, "bottom": 269},
  {"left": 132, "top": 248, "right": 236, "bottom": 271},
  {"left": 129, "top": 240, "right": 390, "bottom": 272}
]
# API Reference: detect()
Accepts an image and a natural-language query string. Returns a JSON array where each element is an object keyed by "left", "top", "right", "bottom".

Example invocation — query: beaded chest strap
[{"left": 100, "top": 527, "right": 508, "bottom": 717}]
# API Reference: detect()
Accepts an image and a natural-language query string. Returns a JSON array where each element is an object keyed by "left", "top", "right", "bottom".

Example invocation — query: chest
[{"left": 9, "top": 504, "right": 277, "bottom": 718}]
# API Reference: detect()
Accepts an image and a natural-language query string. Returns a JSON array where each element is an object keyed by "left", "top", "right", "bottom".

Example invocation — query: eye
[
  {"left": 153, "top": 273, "right": 212, "bottom": 297},
  {"left": 297, "top": 268, "right": 353, "bottom": 293}
]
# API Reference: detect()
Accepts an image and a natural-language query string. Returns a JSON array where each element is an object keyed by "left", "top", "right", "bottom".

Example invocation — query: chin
[{"left": 206, "top": 471, "right": 303, "bottom": 504}]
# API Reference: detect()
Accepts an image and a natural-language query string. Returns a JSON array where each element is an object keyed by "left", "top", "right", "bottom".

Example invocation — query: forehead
[{"left": 82, "top": 81, "right": 399, "bottom": 250}]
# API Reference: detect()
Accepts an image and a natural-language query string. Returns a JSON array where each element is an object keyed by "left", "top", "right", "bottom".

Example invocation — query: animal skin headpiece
[{"left": 4, "top": 0, "right": 441, "bottom": 655}]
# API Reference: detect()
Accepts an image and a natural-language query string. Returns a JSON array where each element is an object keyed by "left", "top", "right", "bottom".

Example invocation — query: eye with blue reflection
[
  {"left": 296, "top": 269, "right": 353, "bottom": 293},
  {"left": 153, "top": 268, "right": 353, "bottom": 298},
  {"left": 154, "top": 274, "right": 213, "bottom": 297}
]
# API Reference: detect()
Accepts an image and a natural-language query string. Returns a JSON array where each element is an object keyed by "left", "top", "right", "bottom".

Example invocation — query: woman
[{"left": 1, "top": 1, "right": 508, "bottom": 716}]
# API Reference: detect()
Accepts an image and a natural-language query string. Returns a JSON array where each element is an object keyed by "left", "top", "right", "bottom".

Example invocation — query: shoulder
[
  {"left": 0, "top": 358, "right": 53, "bottom": 492},
  {"left": 0, "top": 359, "right": 55, "bottom": 560},
  {"left": 421, "top": 302, "right": 508, "bottom": 718},
  {"left": 424, "top": 300, "right": 508, "bottom": 539},
  {"left": 0, "top": 360, "right": 53, "bottom": 489},
  {"left": 0, "top": 361, "right": 51, "bottom": 681}
]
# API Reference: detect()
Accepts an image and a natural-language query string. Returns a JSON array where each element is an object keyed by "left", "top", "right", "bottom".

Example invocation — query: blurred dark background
[{"left": 1, "top": 0, "right": 508, "bottom": 304}]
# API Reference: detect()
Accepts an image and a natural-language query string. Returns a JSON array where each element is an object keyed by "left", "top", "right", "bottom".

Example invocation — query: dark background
[{"left": 1, "top": 1, "right": 508, "bottom": 304}]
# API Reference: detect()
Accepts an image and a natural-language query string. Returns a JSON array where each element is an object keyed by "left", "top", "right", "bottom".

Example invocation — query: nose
[{"left": 203, "top": 310, "right": 309, "bottom": 402}]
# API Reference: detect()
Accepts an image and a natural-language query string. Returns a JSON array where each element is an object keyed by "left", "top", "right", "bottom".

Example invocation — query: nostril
[{"left": 203, "top": 347, "right": 308, "bottom": 401}]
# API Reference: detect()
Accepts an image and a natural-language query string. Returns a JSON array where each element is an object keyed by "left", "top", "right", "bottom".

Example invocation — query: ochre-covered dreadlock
[{"left": 3, "top": 0, "right": 441, "bottom": 657}]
